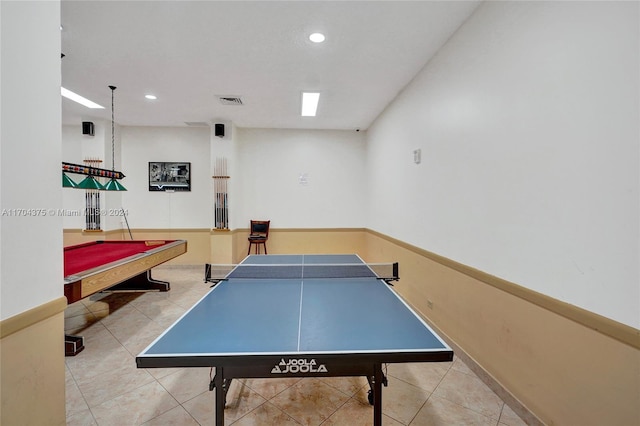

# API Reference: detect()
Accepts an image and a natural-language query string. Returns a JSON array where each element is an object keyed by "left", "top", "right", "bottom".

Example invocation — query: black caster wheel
[{"left": 367, "top": 390, "right": 374, "bottom": 405}]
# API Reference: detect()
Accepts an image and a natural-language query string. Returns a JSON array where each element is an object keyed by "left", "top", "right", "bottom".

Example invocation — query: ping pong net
[{"left": 204, "top": 262, "right": 399, "bottom": 285}]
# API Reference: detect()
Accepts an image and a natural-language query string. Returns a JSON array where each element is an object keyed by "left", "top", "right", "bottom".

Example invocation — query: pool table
[
  {"left": 64, "top": 239, "right": 187, "bottom": 355},
  {"left": 64, "top": 239, "right": 187, "bottom": 303}
]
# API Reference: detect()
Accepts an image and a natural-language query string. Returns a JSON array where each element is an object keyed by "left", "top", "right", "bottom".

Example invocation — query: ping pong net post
[{"left": 204, "top": 262, "right": 399, "bottom": 286}]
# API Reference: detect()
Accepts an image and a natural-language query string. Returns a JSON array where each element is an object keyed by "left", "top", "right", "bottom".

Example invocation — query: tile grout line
[{"left": 65, "top": 364, "right": 99, "bottom": 425}]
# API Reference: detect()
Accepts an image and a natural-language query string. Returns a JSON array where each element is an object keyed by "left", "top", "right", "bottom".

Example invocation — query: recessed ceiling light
[
  {"left": 309, "top": 33, "right": 325, "bottom": 43},
  {"left": 61, "top": 87, "right": 104, "bottom": 109},
  {"left": 301, "top": 92, "right": 320, "bottom": 116},
  {"left": 145, "top": 94, "right": 157, "bottom": 100}
]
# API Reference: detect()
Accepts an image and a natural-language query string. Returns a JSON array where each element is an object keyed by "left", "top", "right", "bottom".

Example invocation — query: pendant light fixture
[
  {"left": 104, "top": 85, "right": 126, "bottom": 191},
  {"left": 76, "top": 157, "right": 105, "bottom": 190},
  {"left": 76, "top": 174, "right": 105, "bottom": 190},
  {"left": 62, "top": 171, "right": 78, "bottom": 188}
]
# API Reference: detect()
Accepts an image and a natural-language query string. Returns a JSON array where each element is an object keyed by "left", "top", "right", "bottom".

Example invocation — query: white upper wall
[
  {"left": 1, "top": 1, "right": 62, "bottom": 320},
  {"left": 61, "top": 126, "right": 366, "bottom": 232},
  {"left": 120, "top": 126, "right": 211, "bottom": 229},
  {"left": 366, "top": 1, "right": 639, "bottom": 328},
  {"left": 235, "top": 128, "right": 366, "bottom": 229}
]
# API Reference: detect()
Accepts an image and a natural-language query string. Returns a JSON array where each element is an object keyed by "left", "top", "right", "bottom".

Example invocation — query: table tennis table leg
[
  {"left": 214, "top": 367, "right": 224, "bottom": 426},
  {"left": 373, "top": 363, "right": 383, "bottom": 426}
]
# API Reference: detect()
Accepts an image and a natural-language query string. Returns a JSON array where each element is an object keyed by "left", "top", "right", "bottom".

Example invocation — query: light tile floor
[{"left": 65, "top": 266, "right": 530, "bottom": 426}]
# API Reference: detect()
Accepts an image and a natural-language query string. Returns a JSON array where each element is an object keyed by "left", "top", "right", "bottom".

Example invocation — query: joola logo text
[{"left": 271, "top": 358, "right": 328, "bottom": 374}]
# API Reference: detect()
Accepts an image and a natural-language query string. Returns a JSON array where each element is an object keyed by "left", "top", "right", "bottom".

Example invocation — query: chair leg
[{"left": 248, "top": 241, "right": 267, "bottom": 255}]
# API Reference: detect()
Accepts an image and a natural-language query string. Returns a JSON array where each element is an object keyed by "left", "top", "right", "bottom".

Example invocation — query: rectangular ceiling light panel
[
  {"left": 301, "top": 92, "right": 320, "bottom": 117},
  {"left": 61, "top": 87, "right": 104, "bottom": 109}
]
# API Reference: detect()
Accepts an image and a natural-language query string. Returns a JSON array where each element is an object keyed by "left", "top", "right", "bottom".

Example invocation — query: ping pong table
[{"left": 136, "top": 254, "right": 453, "bottom": 425}]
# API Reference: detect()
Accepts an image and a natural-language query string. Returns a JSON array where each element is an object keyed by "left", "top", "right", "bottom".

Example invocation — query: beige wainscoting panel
[
  {"left": 1, "top": 297, "right": 67, "bottom": 425},
  {"left": 233, "top": 228, "right": 367, "bottom": 263},
  {"left": 211, "top": 229, "right": 235, "bottom": 264},
  {"left": 63, "top": 228, "right": 116, "bottom": 246},
  {"left": 364, "top": 230, "right": 640, "bottom": 426}
]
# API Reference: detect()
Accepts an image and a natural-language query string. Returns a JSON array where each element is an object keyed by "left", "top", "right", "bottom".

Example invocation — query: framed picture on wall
[{"left": 149, "top": 162, "right": 191, "bottom": 191}]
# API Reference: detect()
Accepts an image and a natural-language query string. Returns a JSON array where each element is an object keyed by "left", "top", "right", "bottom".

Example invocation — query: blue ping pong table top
[{"left": 137, "top": 254, "right": 452, "bottom": 364}]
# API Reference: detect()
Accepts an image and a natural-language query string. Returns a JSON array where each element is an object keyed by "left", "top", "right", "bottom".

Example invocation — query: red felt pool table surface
[{"left": 64, "top": 240, "right": 174, "bottom": 277}]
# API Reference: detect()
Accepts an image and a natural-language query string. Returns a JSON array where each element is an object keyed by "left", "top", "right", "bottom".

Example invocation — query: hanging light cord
[
  {"left": 108, "top": 85, "right": 131, "bottom": 238},
  {"left": 109, "top": 85, "right": 116, "bottom": 171}
]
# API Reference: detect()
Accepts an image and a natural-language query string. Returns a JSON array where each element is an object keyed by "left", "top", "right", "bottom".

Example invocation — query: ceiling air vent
[
  {"left": 184, "top": 121, "right": 210, "bottom": 127},
  {"left": 218, "top": 96, "right": 243, "bottom": 106}
]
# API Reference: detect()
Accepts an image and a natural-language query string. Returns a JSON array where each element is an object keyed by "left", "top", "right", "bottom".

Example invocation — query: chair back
[{"left": 250, "top": 220, "right": 270, "bottom": 238}]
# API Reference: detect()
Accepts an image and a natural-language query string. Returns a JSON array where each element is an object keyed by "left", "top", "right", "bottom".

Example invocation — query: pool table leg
[
  {"left": 108, "top": 270, "right": 170, "bottom": 292},
  {"left": 65, "top": 271, "right": 171, "bottom": 356},
  {"left": 65, "top": 334, "right": 84, "bottom": 356}
]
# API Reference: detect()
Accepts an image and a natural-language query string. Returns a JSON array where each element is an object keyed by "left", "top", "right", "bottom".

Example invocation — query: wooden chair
[{"left": 247, "top": 220, "right": 270, "bottom": 255}]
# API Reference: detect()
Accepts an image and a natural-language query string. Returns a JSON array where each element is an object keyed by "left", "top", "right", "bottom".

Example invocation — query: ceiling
[{"left": 61, "top": 1, "right": 480, "bottom": 130}]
